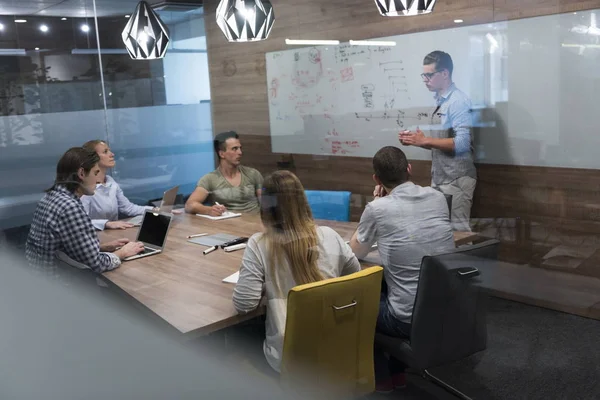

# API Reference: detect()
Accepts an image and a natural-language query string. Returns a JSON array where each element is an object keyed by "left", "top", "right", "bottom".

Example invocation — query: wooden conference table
[{"left": 99, "top": 214, "right": 478, "bottom": 337}]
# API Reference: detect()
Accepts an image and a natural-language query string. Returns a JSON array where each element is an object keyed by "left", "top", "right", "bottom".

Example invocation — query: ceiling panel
[{"left": 0, "top": 0, "right": 148, "bottom": 17}]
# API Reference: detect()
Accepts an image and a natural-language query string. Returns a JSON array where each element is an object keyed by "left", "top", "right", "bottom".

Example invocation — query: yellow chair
[{"left": 280, "top": 266, "right": 383, "bottom": 399}]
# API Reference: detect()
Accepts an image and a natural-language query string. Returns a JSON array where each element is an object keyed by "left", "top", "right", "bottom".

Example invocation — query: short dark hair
[
  {"left": 214, "top": 131, "right": 239, "bottom": 157},
  {"left": 423, "top": 50, "right": 453, "bottom": 78},
  {"left": 48, "top": 147, "right": 99, "bottom": 193},
  {"left": 373, "top": 146, "right": 409, "bottom": 188}
]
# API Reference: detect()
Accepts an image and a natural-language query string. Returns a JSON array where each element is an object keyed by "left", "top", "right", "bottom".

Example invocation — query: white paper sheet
[{"left": 222, "top": 271, "right": 239, "bottom": 284}]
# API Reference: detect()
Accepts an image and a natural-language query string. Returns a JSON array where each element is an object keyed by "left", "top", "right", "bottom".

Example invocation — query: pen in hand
[{"left": 214, "top": 201, "right": 227, "bottom": 215}]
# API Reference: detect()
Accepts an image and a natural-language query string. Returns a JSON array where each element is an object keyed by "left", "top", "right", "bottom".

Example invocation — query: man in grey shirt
[
  {"left": 399, "top": 50, "right": 477, "bottom": 231},
  {"left": 350, "top": 146, "right": 455, "bottom": 392}
]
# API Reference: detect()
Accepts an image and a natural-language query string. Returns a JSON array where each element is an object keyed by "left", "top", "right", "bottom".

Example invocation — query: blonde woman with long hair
[
  {"left": 233, "top": 170, "right": 360, "bottom": 373},
  {"left": 80, "top": 140, "right": 149, "bottom": 230}
]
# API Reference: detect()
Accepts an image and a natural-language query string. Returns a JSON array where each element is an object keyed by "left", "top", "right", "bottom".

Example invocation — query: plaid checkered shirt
[{"left": 26, "top": 186, "right": 121, "bottom": 272}]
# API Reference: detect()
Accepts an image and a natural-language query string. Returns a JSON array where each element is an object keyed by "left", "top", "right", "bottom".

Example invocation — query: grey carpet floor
[{"left": 376, "top": 297, "right": 600, "bottom": 399}]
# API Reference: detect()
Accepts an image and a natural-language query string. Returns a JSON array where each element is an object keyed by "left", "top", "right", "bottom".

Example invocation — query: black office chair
[
  {"left": 375, "top": 239, "right": 500, "bottom": 400},
  {"left": 441, "top": 238, "right": 499, "bottom": 259},
  {"left": 444, "top": 193, "right": 453, "bottom": 220}
]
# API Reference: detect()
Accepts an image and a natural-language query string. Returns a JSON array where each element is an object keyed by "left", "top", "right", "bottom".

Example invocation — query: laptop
[
  {"left": 127, "top": 185, "right": 179, "bottom": 226},
  {"left": 156, "top": 185, "right": 179, "bottom": 212},
  {"left": 124, "top": 210, "right": 173, "bottom": 261}
]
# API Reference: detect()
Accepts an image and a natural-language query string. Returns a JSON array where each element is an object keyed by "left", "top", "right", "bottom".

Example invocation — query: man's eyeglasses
[{"left": 420, "top": 71, "right": 441, "bottom": 81}]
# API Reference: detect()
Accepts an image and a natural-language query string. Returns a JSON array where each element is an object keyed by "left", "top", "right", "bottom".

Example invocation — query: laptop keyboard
[{"left": 140, "top": 247, "right": 156, "bottom": 255}]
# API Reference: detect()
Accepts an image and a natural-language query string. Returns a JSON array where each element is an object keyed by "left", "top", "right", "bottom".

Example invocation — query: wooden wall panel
[{"left": 204, "top": 0, "right": 600, "bottom": 286}]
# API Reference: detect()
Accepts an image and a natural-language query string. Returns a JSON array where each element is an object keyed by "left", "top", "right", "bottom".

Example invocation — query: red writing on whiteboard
[
  {"left": 331, "top": 140, "right": 360, "bottom": 154},
  {"left": 332, "top": 141, "right": 342, "bottom": 154},
  {"left": 340, "top": 67, "right": 354, "bottom": 82},
  {"left": 295, "top": 100, "right": 313, "bottom": 111}
]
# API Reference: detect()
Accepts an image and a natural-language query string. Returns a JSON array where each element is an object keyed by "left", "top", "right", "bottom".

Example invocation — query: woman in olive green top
[{"left": 185, "top": 131, "right": 263, "bottom": 216}]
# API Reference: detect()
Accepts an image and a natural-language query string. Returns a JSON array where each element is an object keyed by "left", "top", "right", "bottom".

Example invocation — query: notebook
[
  {"left": 196, "top": 211, "right": 241, "bottom": 221},
  {"left": 188, "top": 233, "right": 239, "bottom": 247}
]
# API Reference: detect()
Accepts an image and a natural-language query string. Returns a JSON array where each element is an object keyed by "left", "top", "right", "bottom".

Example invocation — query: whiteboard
[{"left": 266, "top": 9, "right": 600, "bottom": 169}]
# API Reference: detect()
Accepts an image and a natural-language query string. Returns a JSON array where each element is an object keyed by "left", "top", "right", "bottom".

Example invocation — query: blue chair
[{"left": 304, "top": 190, "right": 351, "bottom": 222}]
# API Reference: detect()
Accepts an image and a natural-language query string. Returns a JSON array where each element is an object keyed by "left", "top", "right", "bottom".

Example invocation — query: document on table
[
  {"left": 223, "top": 271, "right": 239, "bottom": 283},
  {"left": 195, "top": 211, "right": 241, "bottom": 221},
  {"left": 188, "top": 233, "right": 239, "bottom": 247}
]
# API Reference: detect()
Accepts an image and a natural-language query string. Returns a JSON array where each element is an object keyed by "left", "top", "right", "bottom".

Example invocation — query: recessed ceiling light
[
  {"left": 454, "top": 19, "right": 464, "bottom": 23},
  {"left": 0, "top": 23, "right": 4, "bottom": 31},
  {"left": 61, "top": 17, "right": 67, "bottom": 21},
  {"left": 35, "top": 47, "right": 39, "bottom": 50},
  {"left": 39, "top": 24, "right": 49, "bottom": 32},
  {"left": 125, "top": 15, "right": 130, "bottom": 18},
  {"left": 15, "top": 19, "right": 27, "bottom": 23},
  {"left": 81, "top": 24, "right": 90, "bottom": 33}
]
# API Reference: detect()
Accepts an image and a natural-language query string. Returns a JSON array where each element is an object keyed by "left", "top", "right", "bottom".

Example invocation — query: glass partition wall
[{"left": 0, "top": 0, "right": 213, "bottom": 246}]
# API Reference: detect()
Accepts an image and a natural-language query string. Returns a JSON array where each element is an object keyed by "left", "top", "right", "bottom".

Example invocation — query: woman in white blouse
[
  {"left": 80, "top": 140, "right": 148, "bottom": 230},
  {"left": 232, "top": 170, "right": 360, "bottom": 373}
]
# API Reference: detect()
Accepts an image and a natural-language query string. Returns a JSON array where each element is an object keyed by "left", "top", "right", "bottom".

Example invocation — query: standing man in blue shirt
[{"left": 399, "top": 50, "right": 477, "bottom": 231}]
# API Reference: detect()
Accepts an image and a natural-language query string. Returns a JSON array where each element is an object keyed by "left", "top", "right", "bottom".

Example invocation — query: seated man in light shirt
[
  {"left": 349, "top": 146, "right": 455, "bottom": 393},
  {"left": 185, "top": 131, "right": 263, "bottom": 216}
]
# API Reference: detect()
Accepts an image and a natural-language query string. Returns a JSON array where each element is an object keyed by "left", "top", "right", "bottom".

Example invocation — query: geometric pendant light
[
  {"left": 216, "top": 0, "right": 275, "bottom": 42},
  {"left": 374, "top": 0, "right": 437, "bottom": 16},
  {"left": 122, "top": 1, "right": 170, "bottom": 60}
]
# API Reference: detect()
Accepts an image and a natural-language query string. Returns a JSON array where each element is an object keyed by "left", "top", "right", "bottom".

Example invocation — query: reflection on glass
[
  {"left": 0, "top": 4, "right": 105, "bottom": 230},
  {"left": 0, "top": 2, "right": 214, "bottom": 231},
  {"left": 470, "top": 10, "right": 600, "bottom": 168},
  {"left": 100, "top": 7, "right": 213, "bottom": 205}
]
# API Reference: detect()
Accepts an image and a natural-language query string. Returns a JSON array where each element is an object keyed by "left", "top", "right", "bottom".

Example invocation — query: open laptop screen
[
  {"left": 159, "top": 185, "right": 179, "bottom": 212},
  {"left": 137, "top": 212, "right": 171, "bottom": 248}
]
